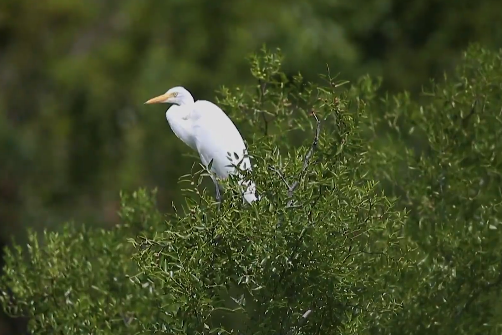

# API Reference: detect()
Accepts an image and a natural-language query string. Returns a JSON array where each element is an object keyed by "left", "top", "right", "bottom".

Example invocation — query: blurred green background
[{"left": 0, "top": 0, "right": 501, "bottom": 333}]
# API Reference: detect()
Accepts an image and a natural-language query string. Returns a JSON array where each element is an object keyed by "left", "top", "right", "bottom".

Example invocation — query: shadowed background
[{"left": 1, "top": 0, "right": 501, "bottom": 333}]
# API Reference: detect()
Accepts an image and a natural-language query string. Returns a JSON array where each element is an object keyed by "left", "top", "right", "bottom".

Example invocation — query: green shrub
[
  {"left": 2, "top": 45, "right": 501, "bottom": 334},
  {"left": 362, "top": 44, "right": 502, "bottom": 334},
  {"left": 0, "top": 189, "right": 163, "bottom": 334}
]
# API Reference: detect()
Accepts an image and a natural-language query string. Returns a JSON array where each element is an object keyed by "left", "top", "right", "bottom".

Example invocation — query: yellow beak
[{"left": 144, "top": 93, "right": 171, "bottom": 104}]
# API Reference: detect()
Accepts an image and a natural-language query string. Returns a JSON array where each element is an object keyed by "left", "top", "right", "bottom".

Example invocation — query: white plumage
[{"left": 145, "top": 86, "right": 257, "bottom": 204}]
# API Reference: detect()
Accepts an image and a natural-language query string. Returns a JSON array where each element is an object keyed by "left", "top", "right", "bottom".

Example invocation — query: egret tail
[{"left": 240, "top": 179, "right": 259, "bottom": 204}]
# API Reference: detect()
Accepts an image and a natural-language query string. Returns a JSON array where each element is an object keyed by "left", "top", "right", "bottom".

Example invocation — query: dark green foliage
[
  {"left": 363, "top": 44, "right": 502, "bottom": 334},
  {"left": 1, "top": 45, "right": 502, "bottom": 334},
  {"left": 0, "top": 189, "right": 164, "bottom": 334}
]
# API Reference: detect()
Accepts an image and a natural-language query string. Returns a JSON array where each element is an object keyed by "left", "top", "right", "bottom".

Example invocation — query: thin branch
[
  {"left": 269, "top": 166, "right": 291, "bottom": 188},
  {"left": 315, "top": 307, "right": 327, "bottom": 335},
  {"left": 289, "top": 111, "right": 321, "bottom": 195},
  {"left": 258, "top": 79, "right": 269, "bottom": 136},
  {"left": 268, "top": 110, "right": 321, "bottom": 207},
  {"left": 461, "top": 99, "right": 477, "bottom": 128},
  {"left": 287, "top": 111, "right": 321, "bottom": 205},
  {"left": 455, "top": 264, "right": 502, "bottom": 322},
  {"left": 267, "top": 113, "right": 322, "bottom": 332},
  {"left": 342, "top": 245, "right": 353, "bottom": 263},
  {"left": 271, "top": 186, "right": 323, "bottom": 299}
]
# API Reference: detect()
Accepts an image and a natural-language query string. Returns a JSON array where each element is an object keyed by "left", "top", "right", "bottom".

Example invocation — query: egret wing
[{"left": 192, "top": 100, "right": 251, "bottom": 178}]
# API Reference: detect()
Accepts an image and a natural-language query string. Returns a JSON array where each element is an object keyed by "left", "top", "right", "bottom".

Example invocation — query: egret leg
[
  {"left": 211, "top": 175, "right": 222, "bottom": 208},
  {"left": 215, "top": 185, "right": 222, "bottom": 205}
]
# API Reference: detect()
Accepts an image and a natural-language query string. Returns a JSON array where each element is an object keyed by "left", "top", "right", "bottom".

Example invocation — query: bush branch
[
  {"left": 288, "top": 111, "right": 321, "bottom": 199},
  {"left": 455, "top": 264, "right": 502, "bottom": 322}
]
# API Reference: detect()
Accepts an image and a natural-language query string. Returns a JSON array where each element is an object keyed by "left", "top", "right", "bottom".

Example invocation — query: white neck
[{"left": 177, "top": 96, "right": 194, "bottom": 105}]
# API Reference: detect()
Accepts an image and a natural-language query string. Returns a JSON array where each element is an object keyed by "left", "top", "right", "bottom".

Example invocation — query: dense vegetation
[{"left": 1, "top": 44, "right": 501, "bottom": 334}]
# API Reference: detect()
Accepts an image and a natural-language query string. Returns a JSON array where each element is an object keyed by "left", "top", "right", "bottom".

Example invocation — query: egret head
[{"left": 144, "top": 86, "right": 194, "bottom": 106}]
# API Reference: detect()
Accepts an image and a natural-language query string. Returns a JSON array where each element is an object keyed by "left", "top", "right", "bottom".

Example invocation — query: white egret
[{"left": 145, "top": 86, "right": 258, "bottom": 204}]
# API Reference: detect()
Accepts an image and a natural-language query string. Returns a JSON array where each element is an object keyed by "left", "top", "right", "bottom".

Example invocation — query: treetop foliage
[{"left": 362, "top": 44, "right": 502, "bottom": 333}]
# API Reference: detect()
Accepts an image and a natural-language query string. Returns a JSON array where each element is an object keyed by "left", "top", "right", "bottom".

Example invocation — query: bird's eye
[{"left": 173, "top": 92, "right": 178, "bottom": 97}]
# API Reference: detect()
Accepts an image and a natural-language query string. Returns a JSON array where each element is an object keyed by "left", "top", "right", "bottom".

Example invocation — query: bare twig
[
  {"left": 267, "top": 112, "right": 322, "bottom": 333},
  {"left": 286, "top": 111, "right": 321, "bottom": 206},
  {"left": 289, "top": 111, "right": 321, "bottom": 194},
  {"left": 455, "top": 264, "right": 502, "bottom": 322},
  {"left": 461, "top": 99, "right": 478, "bottom": 128},
  {"left": 271, "top": 186, "right": 323, "bottom": 299},
  {"left": 269, "top": 166, "right": 291, "bottom": 188},
  {"left": 258, "top": 79, "right": 269, "bottom": 136},
  {"left": 268, "top": 110, "right": 321, "bottom": 207}
]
